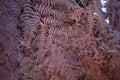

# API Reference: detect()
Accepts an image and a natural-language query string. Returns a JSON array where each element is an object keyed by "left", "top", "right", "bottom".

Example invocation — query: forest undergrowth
[{"left": 0, "top": 0, "right": 120, "bottom": 80}]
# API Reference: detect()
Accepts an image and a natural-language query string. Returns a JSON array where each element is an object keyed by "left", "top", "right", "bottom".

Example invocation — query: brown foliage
[{"left": 0, "top": 0, "right": 120, "bottom": 80}]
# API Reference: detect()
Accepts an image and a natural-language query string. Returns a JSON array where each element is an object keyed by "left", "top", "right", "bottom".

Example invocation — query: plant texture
[{"left": 0, "top": 0, "right": 120, "bottom": 80}]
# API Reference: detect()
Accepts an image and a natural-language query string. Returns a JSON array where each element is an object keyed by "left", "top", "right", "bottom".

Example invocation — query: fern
[
  {"left": 1, "top": 0, "right": 120, "bottom": 80},
  {"left": 40, "top": 0, "right": 79, "bottom": 9},
  {"left": 92, "top": 0, "right": 108, "bottom": 35},
  {"left": 19, "top": 2, "right": 40, "bottom": 47},
  {"left": 36, "top": 3, "right": 68, "bottom": 20},
  {"left": 34, "top": 0, "right": 81, "bottom": 27},
  {"left": 43, "top": 16, "right": 62, "bottom": 27},
  {"left": 69, "top": 8, "right": 85, "bottom": 23}
]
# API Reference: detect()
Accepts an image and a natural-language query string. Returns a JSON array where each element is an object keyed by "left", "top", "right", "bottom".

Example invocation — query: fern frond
[
  {"left": 69, "top": 8, "right": 84, "bottom": 23},
  {"left": 35, "top": 3, "right": 70, "bottom": 27},
  {"left": 92, "top": 0, "right": 108, "bottom": 35},
  {"left": 40, "top": 0, "right": 79, "bottom": 9},
  {"left": 19, "top": 2, "right": 40, "bottom": 47},
  {"left": 43, "top": 16, "right": 62, "bottom": 27}
]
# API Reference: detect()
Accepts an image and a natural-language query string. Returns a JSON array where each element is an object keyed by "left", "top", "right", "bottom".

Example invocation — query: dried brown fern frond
[
  {"left": 33, "top": 0, "right": 83, "bottom": 27},
  {"left": 79, "top": 55, "right": 102, "bottom": 80},
  {"left": 68, "top": 7, "right": 85, "bottom": 24},
  {"left": 35, "top": 3, "right": 67, "bottom": 27},
  {"left": 43, "top": 16, "right": 63, "bottom": 27},
  {"left": 86, "top": 3, "right": 95, "bottom": 35},
  {"left": 35, "top": 25, "right": 52, "bottom": 50},
  {"left": 49, "top": 46, "right": 80, "bottom": 80},
  {"left": 92, "top": 0, "right": 108, "bottom": 36},
  {"left": 19, "top": 2, "right": 40, "bottom": 47},
  {"left": 84, "top": 0, "right": 108, "bottom": 36},
  {"left": 40, "top": 0, "right": 79, "bottom": 9}
]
